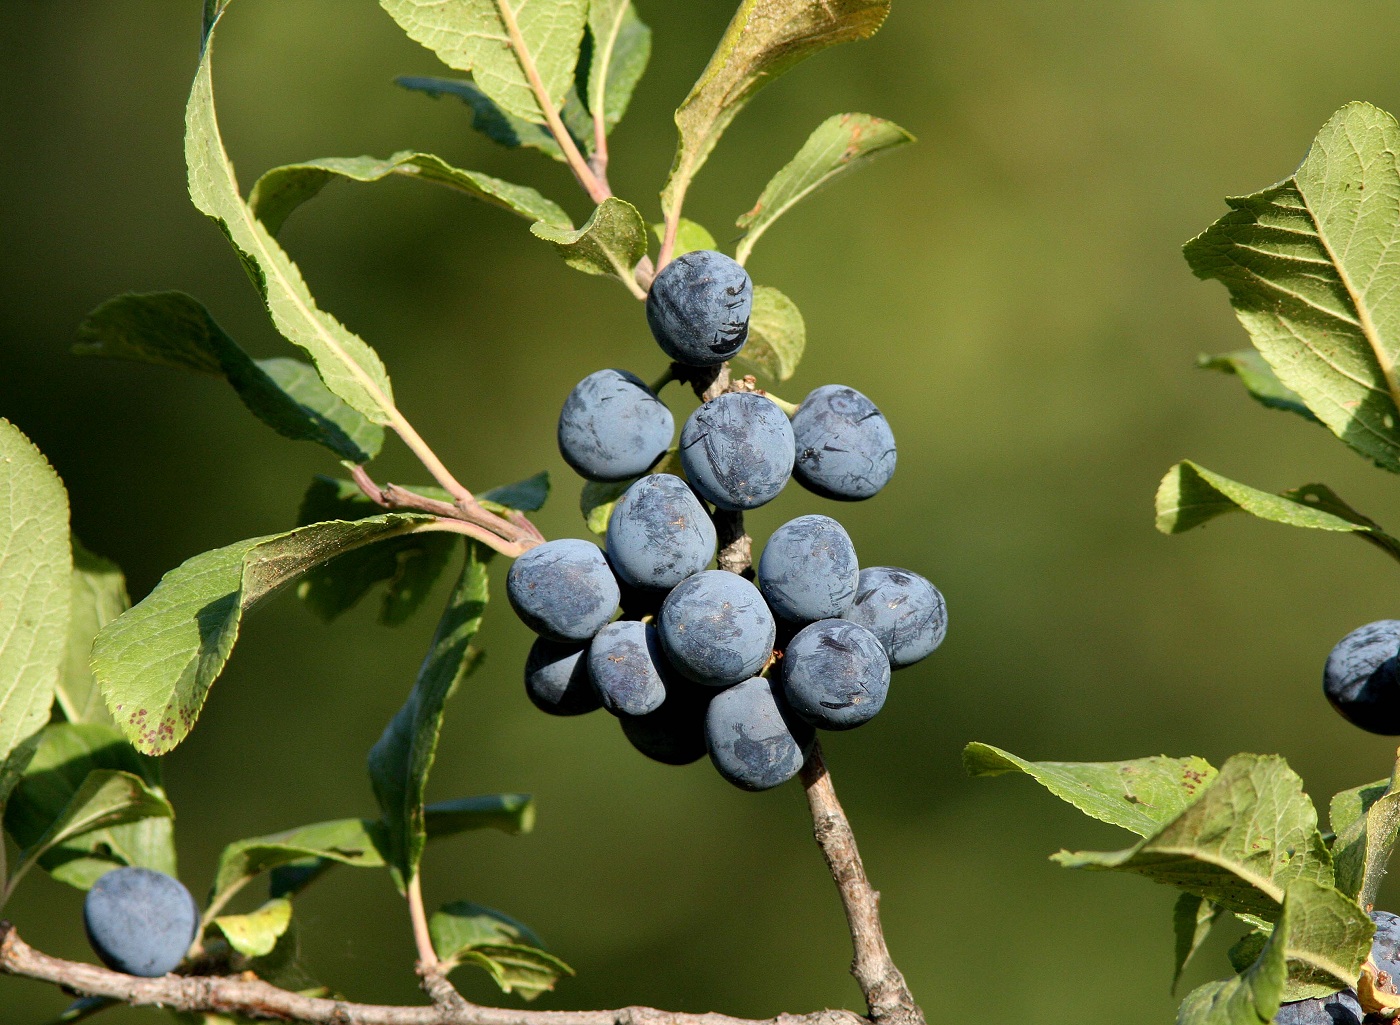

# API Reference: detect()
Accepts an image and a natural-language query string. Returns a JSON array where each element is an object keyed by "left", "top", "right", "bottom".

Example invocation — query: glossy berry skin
[
  {"left": 783, "top": 620, "right": 891, "bottom": 730},
  {"left": 606, "top": 474, "right": 716, "bottom": 591},
  {"left": 1323, "top": 620, "right": 1400, "bottom": 735},
  {"left": 506, "top": 539, "right": 619, "bottom": 643},
  {"left": 83, "top": 867, "right": 198, "bottom": 977},
  {"left": 620, "top": 675, "right": 712, "bottom": 765},
  {"left": 660, "top": 571, "right": 776, "bottom": 687},
  {"left": 524, "top": 639, "right": 601, "bottom": 716},
  {"left": 757, "top": 515, "right": 859, "bottom": 624},
  {"left": 791, "top": 385, "right": 896, "bottom": 501},
  {"left": 679, "top": 393, "right": 795, "bottom": 511},
  {"left": 843, "top": 567, "right": 947, "bottom": 669},
  {"left": 705, "top": 677, "right": 814, "bottom": 791},
  {"left": 588, "top": 621, "right": 671, "bottom": 717},
  {"left": 645, "top": 249, "right": 752, "bottom": 367},
  {"left": 1272, "top": 992, "right": 1362, "bottom": 1025},
  {"left": 557, "top": 369, "right": 674, "bottom": 482}
]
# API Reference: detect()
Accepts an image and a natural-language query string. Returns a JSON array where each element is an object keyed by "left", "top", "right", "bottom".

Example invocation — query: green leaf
[
  {"left": 1273, "top": 880, "right": 1373, "bottom": 999},
  {"left": 75, "top": 292, "right": 382, "bottom": 465},
  {"left": 650, "top": 219, "right": 716, "bottom": 260},
  {"left": 93, "top": 513, "right": 444, "bottom": 755},
  {"left": 208, "top": 817, "right": 387, "bottom": 914},
  {"left": 55, "top": 541, "right": 128, "bottom": 727},
  {"left": 189, "top": 9, "right": 397, "bottom": 426},
  {"left": 0, "top": 419, "right": 69, "bottom": 802},
  {"left": 580, "top": 478, "right": 631, "bottom": 536},
  {"left": 431, "top": 901, "right": 573, "bottom": 1000},
  {"left": 1177, "top": 886, "right": 1289, "bottom": 1025},
  {"left": 733, "top": 285, "right": 806, "bottom": 383},
  {"left": 213, "top": 898, "right": 293, "bottom": 958},
  {"left": 661, "top": 0, "right": 891, "bottom": 222},
  {"left": 380, "top": 0, "right": 587, "bottom": 124},
  {"left": 425, "top": 794, "right": 535, "bottom": 838},
  {"left": 531, "top": 197, "right": 648, "bottom": 291},
  {"left": 1155, "top": 461, "right": 1400, "bottom": 565},
  {"left": 248, "top": 151, "right": 571, "bottom": 236},
  {"left": 7, "top": 769, "right": 173, "bottom": 898},
  {"left": 1053, "top": 755, "right": 1333, "bottom": 922},
  {"left": 585, "top": 0, "right": 651, "bottom": 136},
  {"left": 963, "top": 743, "right": 1217, "bottom": 837},
  {"left": 1174, "top": 893, "right": 1222, "bottom": 993},
  {"left": 1197, "top": 351, "right": 1320, "bottom": 424},
  {"left": 481, "top": 471, "right": 551, "bottom": 514},
  {"left": 4, "top": 723, "right": 175, "bottom": 890},
  {"left": 369, "top": 542, "right": 490, "bottom": 887},
  {"left": 395, "top": 76, "right": 569, "bottom": 162},
  {"left": 1330, "top": 754, "right": 1400, "bottom": 907},
  {"left": 735, "top": 113, "right": 913, "bottom": 265},
  {"left": 1184, "top": 101, "right": 1400, "bottom": 474}
]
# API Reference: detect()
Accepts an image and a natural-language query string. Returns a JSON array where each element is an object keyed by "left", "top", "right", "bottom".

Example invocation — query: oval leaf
[
  {"left": 532, "top": 197, "right": 648, "bottom": 292},
  {"left": 55, "top": 541, "right": 128, "bottom": 726},
  {"left": 733, "top": 285, "right": 806, "bottom": 383},
  {"left": 213, "top": 898, "right": 293, "bottom": 958}
]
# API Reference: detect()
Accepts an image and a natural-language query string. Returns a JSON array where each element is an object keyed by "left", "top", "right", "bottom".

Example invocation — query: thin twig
[
  {"left": 350, "top": 465, "right": 541, "bottom": 558},
  {"left": 799, "top": 747, "right": 923, "bottom": 1025},
  {"left": 0, "top": 922, "right": 866, "bottom": 1025},
  {"left": 407, "top": 875, "right": 439, "bottom": 971}
]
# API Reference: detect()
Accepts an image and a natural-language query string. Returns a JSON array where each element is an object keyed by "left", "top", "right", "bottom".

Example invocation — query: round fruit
[
  {"left": 843, "top": 567, "right": 947, "bottom": 669},
  {"left": 679, "top": 392, "right": 795, "bottom": 511},
  {"left": 705, "top": 677, "right": 814, "bottom": 791},
  {"left": 506, "top": 539, "right": 620, "bottom": 643},
  {"left": 1272, "top": 991, "right": 1362, "bottom": 1025},
  {"left": 588, "top": 620, "right": 671, "bottom": 717},
  {"left": 791, "top": 385, "right": 896, "bottom": 501},
  {"left": 659, "top": 570, "right": 777, "bottom": 687},
  {"left": 606, "top": 474, "right": 716, "bottom": 590},
  {"left": 645, "top": 249, "right": 753, "bottom": 367},
  {"left": 757, "top": 514, "right": 859, "bottom": 624},
  {"left": 1323, "top": 620, "right": 1400, "bottom": 735},
  {"left": 557, "top": 369, "right": 674, "bottom": 482},
  {"left": 619, "top": 675, "right": 712, "bottom": 766},
  {"left": 524, "top": 638, "right": 601, "bottom": 716},
  {"left": 783, "top": 619, "right": 891, "bottom": 730},
  {"left": 83, "top": 866, "right": 199, "bottom": 978}
]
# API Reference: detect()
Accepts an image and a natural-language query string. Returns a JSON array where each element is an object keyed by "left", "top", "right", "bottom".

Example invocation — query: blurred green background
[{"left": 5, "top": 2, "right": 1400, "bottom": 1022}]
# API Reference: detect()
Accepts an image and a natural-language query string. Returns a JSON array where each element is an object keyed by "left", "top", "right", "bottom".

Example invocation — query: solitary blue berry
[
  {"left": 1324, "top": 620, "right": 1400, "bottom": 735},
  {"left": 83, "top": 867, "right": 198, "bottom": 977},
  {"left": 646, "top": 250, "right": 752, "bottom": 367}
]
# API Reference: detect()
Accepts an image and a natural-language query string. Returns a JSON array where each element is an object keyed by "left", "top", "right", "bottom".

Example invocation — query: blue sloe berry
[
  {"left": 524, "top": 638, "right": 601, "bottom": 716},
  {"left": 83, "top": 867, "right": 199, "bottom": 977},
  {"left": 588, "top": 620, "right": 671, "bottom": 717},
  {"left": 660, "top": 570, "right": 777, "bottom": 687},
  {"left": 1272, "top": 992, "right": 1362, "bottom": 1025},
  {"left": 557, "top": 369, "right": 674, "bottom": 483},
  {"left": 757, "top": 515, "right": 859, "bottom": 624},
  {"left": 679, "top": 392, "right": 794, "bottom": 511},
  {"left": 705, "top": 676, "right": 814, "bottom": 791},
  {"left": 506, "top": 539, "right": 619, "bottom": 643},
  {"left": 783, "top": 619, "right": 890, "bottom": 730},
  {"left": 606, "top": 474, "right": 716, "bottom": 590},
  {"left": 791, "top": 385, "right": 896, "bottom": 501},
  {"left": 843, "top": 567, "right": 947, "bottom": 669},
  {"left": 645, "top": 250, "right": 752, "bottom": 367},
  {"left": 620, "top": 674, "right": 713, "bottom": 765},
  {"left": 1324, "top": 621, "right": 1400, "bottom": 735}
]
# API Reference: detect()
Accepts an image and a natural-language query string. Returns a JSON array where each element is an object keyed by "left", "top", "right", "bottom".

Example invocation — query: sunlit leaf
[
  {"left": 585, "top": 0, "right": 650, "bottom": 135},
  {"left": 532, "top": 197, "right": 648, "bottom": 291},
  {"left": 213, "top": 898, "right": 293, "bottom": 958},
  {"left": 1197, "top": 351, "right": 1319, "bottom": 425},
  {"left": 733, "top": 286, "right": 806, "bottom": 382}
]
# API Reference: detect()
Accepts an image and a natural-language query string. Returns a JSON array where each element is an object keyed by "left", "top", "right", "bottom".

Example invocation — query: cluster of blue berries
[
  {"left": 1323, "top": 620, "right": 1400, "bottom": 735},
  {"left": 511, "top": 250, "right": 945, "bottom": 791}
]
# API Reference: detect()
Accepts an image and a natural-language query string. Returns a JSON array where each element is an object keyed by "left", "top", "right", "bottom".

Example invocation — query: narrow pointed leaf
[
  {"left": 209, "top": 817, "right": 387, "bottom": 911},
  {"left": 425, "top": 794, "right": 535, "bottom": 838},
  {"left": 480, "top": 471, "right": 551, "bottom": 514},
  {"left": 249, "top": 152, "right": 571, "bottom": 236},
  {"left": 395, "top": 76, "right": 569, "bottom": 161},
  {"left": 1177, "top": 888, "right": 1289, "bottom": 1025},
  {"left": 532, "top": 197, "right": 647, "bottom": 288},
  {"left": 1155, "top": 461, "right": 1400, "bottom": 564},
  {"left": 93, "top": 513, "right": 442, "bottom": 755},
  {"left": 964, "top": 743, "right": 1217, "bottom": 837},
  {"left": 10, "top": 770, "right": 173, "bottom": 890},
  {"left": 735, "top": 113, "right": 913, "bottom": 265},
  {"left": 1053, "top": 755, "right": 1333, "bottom": 921},
  {"left": 1197, "top": 351, "right": 1319, "bottom": 424},
  {"left": 4, "top": 723, "right": 175, "bottom": 889},
  {"left": 586, "top": 0, "right": 650, "bottom": 135},
  {"left": 213, "top": 898, "right": 293, "bottom": 958},
  {"left": 380, "top": 0, "right": 587, "bottom": 124},
  {"left": 733, "top": 285, "right": 806, "bottom": 382},
  {"left": 431, "top": 901, "right": 573, "bottom": 1000},
  {"left": 0, "top": 419, "right": 69, "bottom": 797},
  {"left": 369, "top": 542, "right": 490, "bottom": 887},
  {"left": 55, "top": 542, "right": 128, "bottom": 726},
  {"left": 76, "top": 292, "right": 382, "bottom": 463},
  {"left": 661, "top": 0, "right": 891, "bottom": 221},
  {"left": 1174, "top": 893, "right": 1222, "bottom": 993},
  {"left": 189, "top": 9, "right": 396, "bottom": 425},
  {"left": 1184, "top": 101, "right": 1400, "bottom": 473}
]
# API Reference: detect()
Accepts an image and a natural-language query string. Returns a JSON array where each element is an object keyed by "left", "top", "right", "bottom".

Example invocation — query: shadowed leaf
[
  {"left": 431, "top": 901, "right": 573, "bottom": 1000},
  {"left": 532, "top": 197, "right": 648, "bottom": 290},
  {"left": 734, "top": 285, "right": 806, "bottom": 382},
  {"left": 1174, "top": 894, "right": 1222, "bottom": 993},
  {"left": 1197, "top": 351, "right": 1319, "bottom": 424}
]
